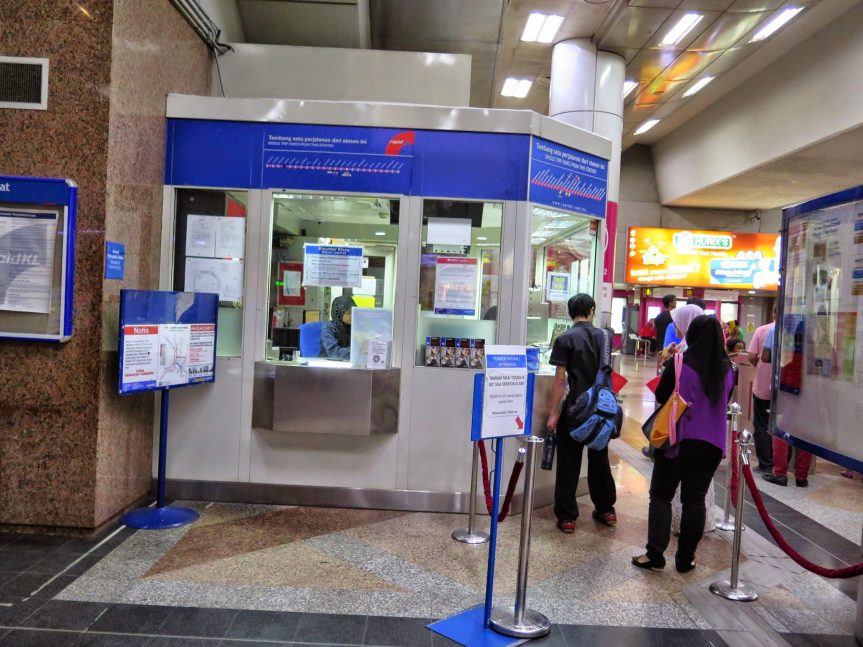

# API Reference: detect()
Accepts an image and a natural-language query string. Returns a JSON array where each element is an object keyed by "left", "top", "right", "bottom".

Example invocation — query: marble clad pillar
[{"left": 0, "top": 0, "right": 210, "bottom": 532}]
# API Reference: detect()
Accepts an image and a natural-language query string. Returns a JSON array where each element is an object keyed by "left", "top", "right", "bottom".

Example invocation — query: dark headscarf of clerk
[{"left": 321, "top": 295, "right": 355, "bottom": 360}]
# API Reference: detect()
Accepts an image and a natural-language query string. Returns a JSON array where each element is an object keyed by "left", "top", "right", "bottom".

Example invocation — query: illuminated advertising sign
[{"left": 624, "top": 227, "right": 781, "bottom": 290}]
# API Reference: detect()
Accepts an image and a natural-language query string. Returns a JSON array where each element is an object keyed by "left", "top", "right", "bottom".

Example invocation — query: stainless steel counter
[{"left": 253, "top": 361, "right": 400, "bottom": 435}]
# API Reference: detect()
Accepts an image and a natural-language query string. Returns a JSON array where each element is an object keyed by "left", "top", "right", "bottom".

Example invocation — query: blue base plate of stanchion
[
  {"left": 122, "top": 506, "right": 200, "bottom": 530},
  {"left": 428, "top": 607, "right": 527, "bottom": 647}
]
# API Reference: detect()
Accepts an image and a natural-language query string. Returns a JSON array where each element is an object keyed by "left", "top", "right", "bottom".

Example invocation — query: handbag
[{"left": 642, "top": 352, "right": 688, "bottom": 449}]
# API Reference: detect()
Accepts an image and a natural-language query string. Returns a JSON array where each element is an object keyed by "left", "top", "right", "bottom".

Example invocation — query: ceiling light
[
  {"left": 682, "top": 76, "right": 714, "bottom": 98},
  {"left": 749, "top": 7, "right": 803, "bottom": 42},
  {"left": 634, "top": 119, "right": 660, "bottom": 135},
  {"left": 623, "top": 81, "right": 638, "bottom": 99},
  {"left": 375, "top": 231, "right": 386, "bottom": 236},
  {"left": 661, "top": 13, "right": 703, "bottom": 46},
  {"left": 514, "top": 79, "right": 533, "bottom": 98},
  {"left": 521, "top": 13, "right": 564, "bottom": 43},
  {"left": 501, "top": 78, "right": 518, "bottom": 97},
  {"left": 477, "top": 236, "right": 488, "bottom": 241},
  {"left": 537, "top": 15, "right": 565, "bottom": 43}
]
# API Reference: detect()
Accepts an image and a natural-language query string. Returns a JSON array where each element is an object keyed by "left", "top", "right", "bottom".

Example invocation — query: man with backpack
[{"left": 546, "top": 293, "right": 618, "bottom": 533}]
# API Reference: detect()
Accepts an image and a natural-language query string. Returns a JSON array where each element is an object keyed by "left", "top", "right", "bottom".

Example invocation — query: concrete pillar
[{"left": 549, "top": 39, "right": 624, "bottom": 315}]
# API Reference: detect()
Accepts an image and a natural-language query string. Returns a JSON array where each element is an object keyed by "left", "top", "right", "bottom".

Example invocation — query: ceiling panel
[
  {"left": 370, "top": 0, "right": 504, "bottom": 45},
  {"left": 599, "top": 6, "right": 675, "bottom": 49},
  {"left": 660, "top": 49, "right": 724, "bottom": 79},
  {"left": 726, "top": 0, "right": 783, "bottom": 12},
  {"left": 685, "top": 11, "right": 767, "bottom": 50},
  {"left": 627, "top": 48, "right": 683, "bottom": 80},
  {"left": 633, "top": 77, "right": 691, "bottom": 103},
  {"left": 678, "top": 0, "right": 736, "bottom": 10},
  {"left": 238, "top": 0, "right": 360, "bottom": 47},
  {"left": 643, "top": 9, "right": 723, "bottom": 50},
  {"left": 629, "top": 0, "right": 680, "bottom": 9}
]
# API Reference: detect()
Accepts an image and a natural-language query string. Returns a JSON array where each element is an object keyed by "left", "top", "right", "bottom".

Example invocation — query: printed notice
[
  {"left": 303, "top": 244, "right": 363, "bottom": 288},
  {"left": 0, "top": 209, "right": 58, "bottom": 313},
  {"left": 215, "top": 217, "right": 245, "bottom": 258},
  {"left": 158, "top": 324, "right": 191, "bottom": 387},
  {"left": 434, "top": 257, "right": 479, "bottom": 316},
  {"left": 481, "top": 345, "right": 529, "bottom": 439},
  {"left": 121, "top": 325, "right": 159, "bottom": 389},
  {"left": 185, "top": 257, "right": 244, "bottom": 302},
  {"left": 185, "top": 215, "right": 217, "bottom": 258},
  {"left": 546, "top": 272, "right": 570, "bottom": 303},
  {"left": 188, "top": 323, "right": 216, "bottom": 382}
]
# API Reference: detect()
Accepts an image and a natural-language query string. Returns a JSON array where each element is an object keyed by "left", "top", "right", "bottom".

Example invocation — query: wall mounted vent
[{"left": 0, "top": 57, "right": 49, "bottom": 110}]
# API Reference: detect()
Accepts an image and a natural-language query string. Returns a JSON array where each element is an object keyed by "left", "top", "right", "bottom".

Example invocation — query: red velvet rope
[
  {"left": 742, "top": 464, "right": 863, "bottom": 579},
  {"left": 477, "top": 440, "right": 524, "bottom": 522}
]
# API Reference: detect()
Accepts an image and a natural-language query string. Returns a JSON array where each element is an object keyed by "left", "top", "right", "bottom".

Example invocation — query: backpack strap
[{"left": 594, "top": 328, "right": 613, "bottom": 388}]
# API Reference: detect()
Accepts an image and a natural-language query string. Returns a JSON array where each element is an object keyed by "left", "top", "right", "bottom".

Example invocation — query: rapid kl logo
[
  {"left": 384, "top": 131, "right": 415, "bottom": 155},
  {"left": 673, "top": 231, "right": 732, "bottom": 250}
]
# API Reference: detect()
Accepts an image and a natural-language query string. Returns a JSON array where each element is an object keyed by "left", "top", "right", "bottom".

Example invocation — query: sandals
[
  {"left": 631, "top": 554, "right": 665, "bottom": 570},
  {"left": 557, "top": 520, "right": 576, "bottom": 534},
  {"left": 592, "top": 510, "right": 617, "bottom": 527}
]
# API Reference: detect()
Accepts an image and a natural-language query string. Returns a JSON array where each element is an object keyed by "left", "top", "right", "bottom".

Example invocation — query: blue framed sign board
[
  {"left": 118, "top": 290, "right": 219, "bottom": 395},
  {"left": 165, "top": 120, "right": 609, "bottom": 220},
  {"left": 0, "top": 175, "right": 77, "bottom": 342}
]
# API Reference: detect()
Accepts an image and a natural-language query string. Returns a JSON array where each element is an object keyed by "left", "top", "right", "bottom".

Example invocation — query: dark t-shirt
[
  {"left": 654, "top": 310, "right": 673, "bottom": 350},
  {"left": 549, "top": 322, "right": 602, "bottom": 402}
]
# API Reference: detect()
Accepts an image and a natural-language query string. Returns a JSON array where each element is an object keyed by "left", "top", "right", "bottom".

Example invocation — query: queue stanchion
[
  {"left": 489, "top": 434, "right": 551, "bottom": 639},
  {"left": 452, "top": 442, "right": 490, "bottom": 544},
  {"left": 710, "top": 428, "right": 758, "bottom": 602},
  {"left": 716, "top": 402, "right": 743, "bottom": 533}
]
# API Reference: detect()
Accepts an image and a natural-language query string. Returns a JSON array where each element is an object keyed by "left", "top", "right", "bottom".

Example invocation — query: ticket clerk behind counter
[{"left": 321, "top": 296, "right": 355, "bottom": 360}]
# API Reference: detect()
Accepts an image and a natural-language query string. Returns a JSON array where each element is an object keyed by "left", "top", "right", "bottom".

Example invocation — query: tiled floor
[{"left": 0, "top": 356, "right": 860, "bottom": 647}]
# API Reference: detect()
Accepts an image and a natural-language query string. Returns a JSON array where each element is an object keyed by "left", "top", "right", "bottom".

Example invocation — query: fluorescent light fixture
[
  {"left": 682, "top": 76, "right": 714, "bottom": 98},
  {"left": 374, "top": 231, "right": 386, "bottom": 236},
  {"left": 477, "top": 236, "right": 488, "bottom": 241},
  {"left": 501, "top": 78, "right": 518, "bottom": 96},
  {"left": 661, "top": 13, "right": 703, "bottom": 46},
  {"left": 622, "top": 80, "right": 638, "bottom": 99},
  {"left": 634, "top": 119, "right": 660, "bottom": 135},
  {"left": 514, "top": 79, "right": 533, "bottom": 98},
  {"left": 749, "top": 7, "right": 803, "bottom": 42},
  {"left": 521, "top": 13, "right": 564, "bottom": 43},
  {"left": 537, "top": 15, "right": 564, "bottom": 43}
]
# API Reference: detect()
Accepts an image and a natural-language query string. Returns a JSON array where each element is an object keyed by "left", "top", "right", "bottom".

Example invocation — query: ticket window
[
  {"left": 415, "top": 200, "right": 502, "bottom": 368},
  {"left": 173, "top": 188, "right": 248, "bottom": 358},
  {"left": 526, "top": 207, "right": 598, "bottom": 366},
  {"left": 266, "top": 193, "right": 398, "bottom": 364}
]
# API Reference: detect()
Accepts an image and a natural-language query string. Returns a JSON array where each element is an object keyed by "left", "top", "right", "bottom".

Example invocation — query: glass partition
[
  {"left": 415, "top": 200, "right": 502, "bottom": 368},
  {"left": 267, "top": 193, "right": 399, "bottom": 367},
  {"left": 173, "top": 188, "right": 248, "bottom": 357},
  {"left": 526, "top": 206, "right": 598, "bottom": 369}
]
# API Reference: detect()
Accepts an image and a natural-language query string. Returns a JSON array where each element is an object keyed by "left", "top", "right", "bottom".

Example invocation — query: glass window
[
  {"left": 173, "top": 188, "right": 248, "bottom": 358},
  {"left": 415, "top": 200, "right": 502, "bottom": 368},
  {"left": 267, "top": 193, "right": 399, "bottom": 367},
  {"left": 610, "top": 297, "right": 626, "bottom": 335},
  {"left": 526, "top": 206, "right": 598, "bottom": 367}
]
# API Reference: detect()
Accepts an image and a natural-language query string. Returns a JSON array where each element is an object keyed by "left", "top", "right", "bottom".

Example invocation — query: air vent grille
[{"left": 0, "top": 57, "right": 48, "bottom": 110}]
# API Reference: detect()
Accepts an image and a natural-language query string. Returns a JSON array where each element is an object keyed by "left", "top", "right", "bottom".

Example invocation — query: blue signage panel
[
  {"left": 105, "top": 241, "right": 125, "bottom": 280},
  {"left": 529, "top": 137, "right": 608, "bottom": 218},
  {"left": 118, "top": 290, "right": 219, "bottom": 395},
  {"left": 0, "top": 175, "right": 75, "bottom": 206}
]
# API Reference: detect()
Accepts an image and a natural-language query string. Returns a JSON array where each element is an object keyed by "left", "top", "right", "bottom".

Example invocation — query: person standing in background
[
  {"left": 748, "top": 307, "right": 777, "bottom": 473},
  {"left": 654, "top": 295, "right": 677, "bottom": 359}
]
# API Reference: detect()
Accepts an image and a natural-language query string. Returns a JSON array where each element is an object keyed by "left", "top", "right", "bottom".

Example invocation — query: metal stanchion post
[
  {"left": 453, "top": 443, "right": 490, "bottom": 544},
  {"left": 716, "top": 402, "right": 744, "bottom": 533},
  {"left": 490, "top": 436, "right": 550, "bottom": 638},
  {"left": 710, "top": 429, "right": 758, "bottom": 602}
]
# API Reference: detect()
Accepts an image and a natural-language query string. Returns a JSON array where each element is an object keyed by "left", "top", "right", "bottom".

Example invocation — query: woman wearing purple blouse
[{"left": 633, "top": 315, "right": 734, "bottom": 573}]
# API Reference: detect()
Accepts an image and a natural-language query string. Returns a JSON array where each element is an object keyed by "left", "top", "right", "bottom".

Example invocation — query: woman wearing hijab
[
  {"left": 660, "top": 303, "right": 704, "bottom": 358},
  {"left": 321, "top": 295, "right": 356, "bottom": 360},
  {"left": 633, "top": 315, "right": 734, "bottom": 573}
]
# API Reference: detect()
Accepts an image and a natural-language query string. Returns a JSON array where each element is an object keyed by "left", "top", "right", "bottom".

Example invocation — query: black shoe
[
  {"left": 796, "top": 478, "right": 809, "bottom": 488},
  {"left": 758, "top": 465, "right": 774, "bottom": 474},
  {"left": 762, "top": 473, "right": 788, "bottom": 486},
  {"left": 675, "top": 558, "right": 696, "bottom": 574},
  {"left": 632, "top": 554, "right": 665, "bottom": 570}
]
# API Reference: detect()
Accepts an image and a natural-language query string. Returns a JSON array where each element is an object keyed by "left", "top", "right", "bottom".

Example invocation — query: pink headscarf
[{"left": 670, "top": 304, "right": 705, "bottom": 352}]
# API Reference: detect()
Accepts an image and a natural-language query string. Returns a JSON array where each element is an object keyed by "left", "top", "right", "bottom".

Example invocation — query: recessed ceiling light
[
  {"left": 502, "top": 77, "right": 533, "bottom": 98},
  {"left": 514, "top": 79, "right": 533, "bottom": 98},
  {"left": 634, "top": 119, "right": 660, "bottom": 135},
  {"left": 749, "top": 7, "right": 803, "bottom": 42},
  {"left": 682, "top": 76, "right": 714, "bottom": 98},
  {"left": 661, "top": 13, "right": 703, "bottom": 46},
  {"left": 477, "top": 236, "right": 488, "bottom": 241},
  {"left": 521, "top": 13, "right": 564, "bottom": 43},
  {"left": 375, "top": 231, "right": 386, "bottom": 236},
  {"left": 622, "top": 80, "right": 638, "bottom": 99}
]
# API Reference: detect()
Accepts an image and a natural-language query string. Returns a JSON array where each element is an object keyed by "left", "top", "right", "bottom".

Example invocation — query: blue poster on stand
[
  {"left": 262, "top": 125, "right": 414, "bottom": 194},
  {"left": 529, "top": 137, "right": 608, "bottom": 218}
]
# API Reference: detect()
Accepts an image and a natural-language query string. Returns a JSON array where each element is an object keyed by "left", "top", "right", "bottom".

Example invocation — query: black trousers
[
  {"left": 752, "top": 395, "right": 774, "bottom": 472},
  {"left": 554, "top": 420, "right": 617, "bottom": 522},
  {"left": 646, "top": 440, "right": 722, "bottom": 567}
]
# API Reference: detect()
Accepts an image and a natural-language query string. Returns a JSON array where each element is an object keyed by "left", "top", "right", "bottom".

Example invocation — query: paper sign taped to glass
[
  {"left": 0, "top": 209, "right": 58, "bottom": 314},
  {"left": 303, "top": 244, "right": 363, "bottom": 288}
]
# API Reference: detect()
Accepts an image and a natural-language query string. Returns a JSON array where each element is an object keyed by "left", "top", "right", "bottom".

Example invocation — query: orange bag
[{"left": 649, "top": 353, "right": 688, "bottom": 449}]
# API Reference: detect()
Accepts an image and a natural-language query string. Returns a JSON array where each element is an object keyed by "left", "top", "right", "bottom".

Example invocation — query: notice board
[
  {"left": 772, "top": 186, "right": 863, "bottom": 472},
  {"left": 118, "top": 290, "right": 219, "bottom": 395}
]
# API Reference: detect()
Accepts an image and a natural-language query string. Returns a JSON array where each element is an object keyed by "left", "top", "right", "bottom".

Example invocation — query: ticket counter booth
[{"left": 159, "top": 95, "right": 611, "bottom": 510}]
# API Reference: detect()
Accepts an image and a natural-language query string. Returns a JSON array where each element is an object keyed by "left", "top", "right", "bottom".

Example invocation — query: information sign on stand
[
  {"left": 118, "top": 290, "right": 219, "bottom": 530},
  {"left": 479, "top": 345, "right": 529, "bottom": 440}
]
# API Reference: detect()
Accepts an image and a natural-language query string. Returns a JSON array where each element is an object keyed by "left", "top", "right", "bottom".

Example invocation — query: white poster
[
  {"left": 185, "top": 257, "right": 244, "bottom": 302},
  {"left": 282, "top": 269, "right": 302, "bottom": 298},
  {"left": 121, "top": 325, "right": 159, "bottom": 387},
  {"left": 303, "top": 244, "right": 364, "bottom": 288},
  {"left": 481, "top": 345, "right": 529, "bottom": 439},
  {"left": 188, "top": 323, "right": 216, "bottom": 381},
  {"left": 158, "top": 324, "right": 191, "bottom": 387},
  {"left": 355, "top": 276, "right": 378, "bottom": 296},
  {"left": 185, "top": 215, "right": 217, "bottom": 258},
  {"left": 434, "top": 256, "right": 479, "bottom": 316},
  {"left": 546, "top": 272, "right": 570, "bottom": 302},
  {"left": 427, "top": 217, "right": 472, "bottom": 246},
  {"left": 0, "top": 209, "right": 58, "bottom": 314},
  {"left": 215, "top": 217, "right": 245, "bottom": 258}
]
